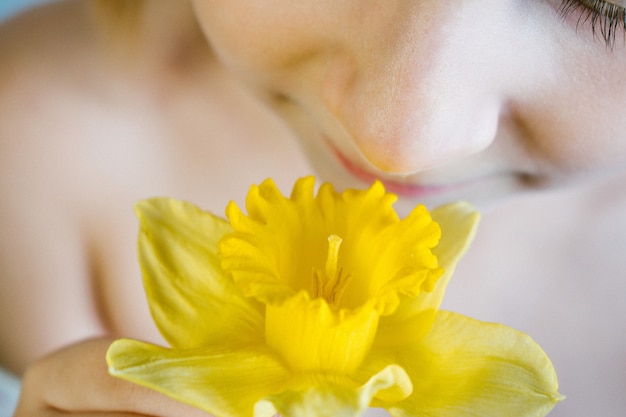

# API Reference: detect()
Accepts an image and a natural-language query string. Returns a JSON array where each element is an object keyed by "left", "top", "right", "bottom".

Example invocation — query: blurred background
[{"left": 0, "top": 0, "right": 52, "bottom": 21}]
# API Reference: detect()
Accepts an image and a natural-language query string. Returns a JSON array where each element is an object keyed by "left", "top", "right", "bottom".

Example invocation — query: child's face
[{"left": 191, "top": 0, "right": 626, "bottom": 208}]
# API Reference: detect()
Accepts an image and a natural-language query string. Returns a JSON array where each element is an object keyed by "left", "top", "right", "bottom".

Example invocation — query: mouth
[{"left": 331, "top": 147, "right": 464, "bottom": 198}]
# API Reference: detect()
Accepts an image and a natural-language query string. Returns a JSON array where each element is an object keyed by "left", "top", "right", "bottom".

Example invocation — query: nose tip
[
  {"left": 323, "top": 58, "right": 501, "bottom": 175},
  {"left": 360, "top": 109, "right": 499, "bottom": 175}
]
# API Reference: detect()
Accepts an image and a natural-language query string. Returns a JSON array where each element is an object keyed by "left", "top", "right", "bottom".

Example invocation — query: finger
[{"left": 16, "top": 338, "right": 212, "bottom": 417}]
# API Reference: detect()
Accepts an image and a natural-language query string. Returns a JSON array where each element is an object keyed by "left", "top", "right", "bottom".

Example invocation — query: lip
[{"left": 331, "top": 146, "right": 463, "bottom": 198}]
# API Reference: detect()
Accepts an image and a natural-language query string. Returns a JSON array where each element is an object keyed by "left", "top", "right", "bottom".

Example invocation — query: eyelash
[{"left": 558, "top": 0, "right": 626, "bottom": 47}]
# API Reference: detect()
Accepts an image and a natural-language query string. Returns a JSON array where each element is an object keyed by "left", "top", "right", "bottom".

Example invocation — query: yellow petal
[
  {"left": 264, "top": 291, "right": 380, "bottom": 374},
  {"left": 360, "top": 364, "right": 413, "bottom": 404},
  {"left": 220, "top": 177, "right": 317, "bottom": 303},
  {"left": 424, "top": 201, "right": 481, "bottom": 312},
  {"left": 256, "top": 365, "right": 412, "bottom": 417},
  {"left": 220, "top": 177, "right": 443, "bottom": 315},
  {"left": 107, "top": 339, "right": 289, "bottom": 417},
  {"left": 136, "top": 198, "right": 264, "bottom": 349},
  {"left": 386, "top": 311, "right": 563, "bottom": 417},
  {"left": 361, "top": 203, "right": 442, "bottom": 315},
  {"left": 375, "top": 202, "right": 480, "bottom": 346}
]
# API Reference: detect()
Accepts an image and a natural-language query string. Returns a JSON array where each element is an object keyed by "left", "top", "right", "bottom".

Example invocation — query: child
[{"left": 1, "top": 1, "right": 625, "bottom": 416}]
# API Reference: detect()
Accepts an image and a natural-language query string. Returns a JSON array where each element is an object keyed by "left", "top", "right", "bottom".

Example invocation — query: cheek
[
  {"left": 545, "top": 107, "right": 626, "bottom": 173},
  {"left": 517, "top": 38, "right": 626, "bottom": 178}
]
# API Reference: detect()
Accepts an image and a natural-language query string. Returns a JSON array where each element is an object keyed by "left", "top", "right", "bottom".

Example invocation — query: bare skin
[
  {"left": 1, "top": 2, "right": 310, "bottom": 415},
  {"left": 1, "top": 1, "right": 625, "bottom": 416}
]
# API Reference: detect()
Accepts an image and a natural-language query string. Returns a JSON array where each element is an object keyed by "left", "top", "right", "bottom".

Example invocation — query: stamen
[
  {"left": 311, "top": 235, "right": 353, "bottom": 306},
  {"left": 324, "top": 235, "right": 342, "bottom": 286},
  {"left": 313, "top": 270, "right": 324, "bottom": 299},
  {"left": 330, "top": 268, "right": 352, "bottom": 305}
]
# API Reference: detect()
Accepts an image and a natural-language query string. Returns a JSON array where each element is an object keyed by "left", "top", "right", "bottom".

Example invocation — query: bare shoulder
[
  {"left": 0, "top": 1, "right": 158, "bottom": 373},
  {"left": 0, "top": 0, "right": 168, "bottom": 212},
  {"left": 0, "top": 0, "right": 145, "bottom": 244},
  {"left": 0, "top": 0, "right": 116, "bottom": 176}
]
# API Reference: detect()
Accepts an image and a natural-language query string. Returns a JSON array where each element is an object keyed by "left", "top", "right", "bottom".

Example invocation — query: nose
[{"left": 322, "top": 3, "right": 514, "bottom": 174}]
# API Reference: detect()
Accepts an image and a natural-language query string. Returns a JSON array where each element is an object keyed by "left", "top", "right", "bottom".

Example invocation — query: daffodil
[{"left": 107, "top": 176, "right": 562, "bottom": 417}]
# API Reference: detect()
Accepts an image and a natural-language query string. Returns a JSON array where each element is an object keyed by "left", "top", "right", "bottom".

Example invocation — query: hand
[{"left": 13, "top": 338, "right": 212, "bottom": 416}]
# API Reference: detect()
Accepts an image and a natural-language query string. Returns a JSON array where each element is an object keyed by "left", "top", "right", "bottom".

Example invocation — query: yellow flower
[{"left": 107, "top": 176, "right": 562, "bottom": 417}]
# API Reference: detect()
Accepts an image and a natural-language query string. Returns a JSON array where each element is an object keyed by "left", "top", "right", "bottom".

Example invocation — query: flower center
[
  {"left": 265, "top": 237, "right": 378, "bottom": 374},
  {"left": 313, "top": 235, "right": 352, "bottom": 307}
]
